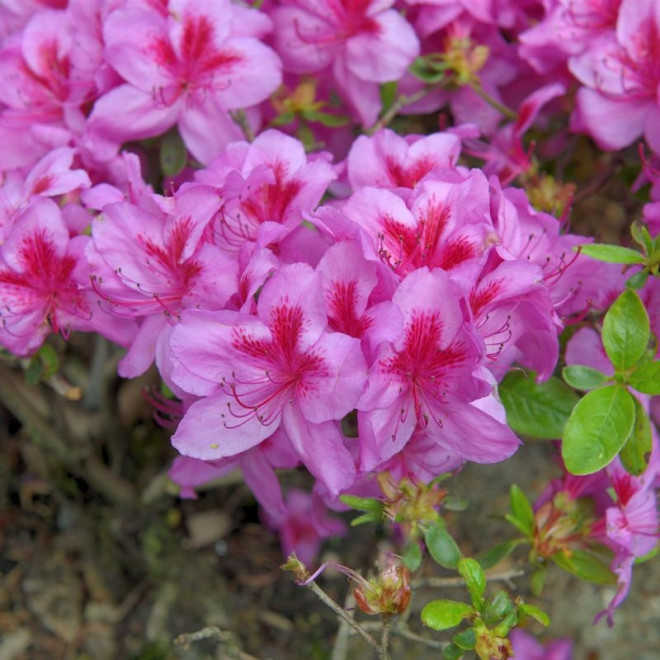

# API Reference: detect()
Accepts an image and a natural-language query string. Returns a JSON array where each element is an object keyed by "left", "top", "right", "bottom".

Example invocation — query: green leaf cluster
[
  {"left": 562, "top": 290, "right": 658, "bottom": 475},
  {"left": 575, "top": 222, "right": 660, "bottom": 289}
]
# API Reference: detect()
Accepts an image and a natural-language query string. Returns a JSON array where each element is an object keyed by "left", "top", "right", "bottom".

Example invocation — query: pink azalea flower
[
  {"left": 87, "top": 185, "right": 237, "bottom": 378},
  {"left": 569, "top": 0, "right": 660, "bottom": 152},
  {"left": 263, "top": 488, "right": 347, "bottom": 564},
  {"left": 519, "top": 0, "right": 621, "bottom": 74},
  {"left": 0, "top": 146, "right": 91, "bottom": 240},
  {"left": 0, "top": 197, "right": 132, "bottom": 354},
  {"left": 335, "top": 170, "right": 498, "bottom": 279},
  {"left": 510, "top": 629, "right": 573, "bottom": 660},
  {"left": 86, "top": 0, "right": 282, "bottom": 164},
  {"left": 357, "top": 267, "right": 520, "bottom": 470},
  {"left": 195, "top": 130, "right": 336, "bottom": 255},
  {"left": 467, "top": 259, "right": 560, "bottom": 380},
  {"left": 272, "top": 0, "right": 419, "bottom": 125},
  {"left": 345, "top": 129, "right": 462, "bottom": 190},
  {"left": 169, "top": 263, "right": 367, "bottom": 495},
  {"left": 0, "top": 8, "right": 96, "bottom": 170}
]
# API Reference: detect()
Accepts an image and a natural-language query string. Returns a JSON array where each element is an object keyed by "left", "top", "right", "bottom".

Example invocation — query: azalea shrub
[{"left": 1, "top": 0, "right": 659, "bottom": 658}]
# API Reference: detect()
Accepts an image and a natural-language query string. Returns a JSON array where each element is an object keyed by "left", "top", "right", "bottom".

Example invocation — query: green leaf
[
  {"left": 402, "top": 542, "right": 422, "bottom": 572},
  {"left": 478, "top": 540, "right": 524, "bottom": 570},
  {"left": 552, "top": 550, "right": 615, "bottom": 585},
  {"left": 421, "top": 599, "right": 473, "bottom": 631},
  {"left": 409, "top": 56, "right": 447, "bottom": 83},
  {"left": 518, "top": 603, "right": 550, "bottom": 627},
  {"left": 484, "top": 591, "right": 514, "bottom": 623},
  {"left": 339, "top": 495, "right": 382, "bottom": 513},
  {"left": 452, "top": 628, "right": 476, "bottom": 651},
  {"left": 442, "top": 643, "right": 465, "bottom": 660},
  {"left": 508, "top": 485, "right": 535, "bottom": 537},
  {"left": 602, "top": 290, "right": 650, "bottom": 371},
  {"left": 531, "top": 565, "right": 547, "bottom": 597},
  {"left": 300, "top": 110, "right": 350, "bottom": 127},
  {"left": 24, "top": 358, "right": 42, "bottom": 386},
  {"left": 458, "top": 558, "right": 486, "bottom": 606},
  {"left": 499, "top": 372, "right": 579, "bottom": 439},
  {"left": 270, "top": 110, "right": 296, "bottom": 126},
  {"left": 629, "top": 361, "right": 660, "bottom": 395},
  {"left": 631, "top": 221, "right": 654, "bottom": 254},
  {"left": 159, "top": 127, "right": 187, "bottom": 177},
  {"left": 380, "top": 81, "right": 398, "bottom": 115},
  {"left": 576, "top": 243, "right": 645, "bottom": 264},
  {"left": 425, "top": 522, "right": 462, "bottom": 569},
  {"left": 562, "top": 365, "right": 610, "bottom": 391},
  {"left": 626, "top": 269, "right": 650, "bottom": 290},
  {"left": 349, "top": 513, "right": 379, "bottom": 526},
  {"left": 562, "top": 385, "right": 636, "bottom": 474},
  {"left": 620, "top": 397, "right": 652, "bottom": 476}
]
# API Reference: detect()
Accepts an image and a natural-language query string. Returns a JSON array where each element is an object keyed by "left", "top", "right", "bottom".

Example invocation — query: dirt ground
[{"left": 1, "top": 358, "right": 659, "bottom": 660}]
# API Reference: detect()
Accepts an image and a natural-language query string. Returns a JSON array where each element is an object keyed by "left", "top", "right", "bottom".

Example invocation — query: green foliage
[
  {"left": 478, "top": 540, "right": 522, "bottom": 570},
  {"left": 421, "top": 599, "right": 474, "bottom": 630},
  {"left": 561, "top": 385, "right": 636, "bottom": 474},
  {"left": 424, "top": 520, "right": 461, "bottom": 569},
  {"left": 576, "top": 224, "right": 660, "bottom": 286},
  {"left": 552, "top": 550, "right": 616, "bottom": 585},
  {"left": 339, "top": 494, "right": 384, "bottom": 526},
  {"left": 602, "top": 290, "right": 650, "bottom": 371},
  {"left": 629, "top": 361, "right": 660, "bottom": 395},
  {"left": 620, "top": 397, "right": 653, "bottom": 476},
  {"left": 402, "top": 541, "right": 422, "bottom": 571},
  {"left": 499, "top": 372, "right": 579, "bottom": 439},
  {"left": 25, "top": 343, "right": 60, "bottom": 385},
  {"left": 562, "top": 365, "right": 610, "bottom": 391},
  {"left": 576, "top": 244, "right": 645, "bottom": 264},
  {"left": 506, "top": 485, "right": 535, "bottom": 537}
]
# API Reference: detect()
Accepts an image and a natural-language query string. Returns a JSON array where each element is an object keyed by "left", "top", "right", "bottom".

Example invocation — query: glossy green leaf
[
  {"left": 442, "top": 643, "right": 465, "bottom": 660},
  {"left": 552, "top": 550, "right": 615, "bottom": 585},
  {"left": 620, "top": 397, "right": 652, "bottom": 476},
  {"left": 562, "top": 365, "right": 610, "bottom": 391},
  {"left": 425, "top": 521, "right": 461, "bottom": 569},
  {"left": 576, "top": 243, "right": 645, "bottom": 264},
  {"left": 629, "top": 361, "right": 660, "bottom": 395},
  {"left": 478, "top": 540, "right": 523, "bottom": 570},
  {"left": 421, "top": 599, "right": 473, "bottom": 631},
  {"left": 452, "top": 628, "right": 476, "bottom": 650},
  {"left": 499, "top": 372, "right": 579, "bottom": 439},
  {"left": 562, "top": 385, "right": 636, "bottom": 474},
  {"left": 509, "top": 485, "right": 534, "bottom": 537},
  {"left": 458, "top": 558, "right": 486, "bottom": 604},
  {"left": 518, "top": 603, "right": 550, "bottom": 627},
  {"left": 402, "top": 541, "right": 422, "bottom": 572},
  {"left": 602, "top": 290, "right": 650, "bottom": 371}
]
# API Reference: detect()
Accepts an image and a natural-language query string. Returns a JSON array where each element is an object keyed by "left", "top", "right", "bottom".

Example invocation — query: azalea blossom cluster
[{"left": 0, "top": 0, "right": 659, "bottom": 640}]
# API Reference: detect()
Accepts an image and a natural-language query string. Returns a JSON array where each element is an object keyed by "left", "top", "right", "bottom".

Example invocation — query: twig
[
  {"left": 302, "top": 579, "right": 387, "bottom": 657},
  {"left": 331, "top": 590, "right": 355, "bottom": 660},
  {"left": 174, "top": 626, "right": 259, "bottom": 660},
  {"left": 414, "top": 567, "right": 524, "bottom": 590},
  {"left": 467, "top": 82, "right": 517, "bottom": 121},
  {"left": 367, "top": 88, "right": 430, "bottom": 135}
]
